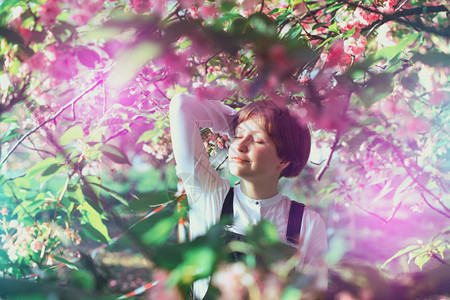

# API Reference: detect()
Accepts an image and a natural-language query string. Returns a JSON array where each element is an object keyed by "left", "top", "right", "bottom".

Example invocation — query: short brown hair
[{"left": 231, "top": 100, "right": 311, "bottom": 178}]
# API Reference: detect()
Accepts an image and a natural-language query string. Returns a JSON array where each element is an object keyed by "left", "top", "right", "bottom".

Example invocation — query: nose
[{"left": 236, "top": 136, "right": 250, "bottom": 152}]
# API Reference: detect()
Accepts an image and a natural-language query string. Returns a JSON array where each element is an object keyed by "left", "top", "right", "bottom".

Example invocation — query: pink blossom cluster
[
  {"left": 296, "top": 94, "right": 350, "bottom": 133},
  {"left": 1, "top": 206, "right": 8, "bottom": 216},
  {"left": 377, "top": 90, "right": 431, "bottom": 142},
  {"left": 326, "top": 2, "right": 396, "bottom": 68},
  {"left": 320, "top": 35, "right": 366, "bottom": 71},
  {"left": 142, "top": 128, "right": 173, "bottom": 161},
  {"left": 212, "top": 262, "right": 285, "bottom": 300},
  {"left": 1, "top": 221, "right": 81, "bottom": 263},
  {"left": 127, "top": 0, "right": 169, "bottom": 16},
  {"left": 63, "top": 0, "right": 106, "bottom": 25},
  {"left": 320, "top": 40, "right": 352, "bottom": 69},
  {"left": 202, "top": 131, "right": 230, "bottom": 157},
  {"left": 22, "top": 46, "right": 79, "bottom": 87},
  {"left": 130, "top": 0, "right": 153, "bottom": 14},
  {"left": 37, "top": 0, "right": 62, "bottom": 27},
  {"left": 378, "top": 0, "right": 396, "bottom": 14},
  {"left": 337, "top": 7, "right": 381, "bottom": 33},
  {"left": 147, "top": 268, "right": 182, "bottom": 300},
  {"left": 143, "top": 138, "right": 171, "bottom": 161}
]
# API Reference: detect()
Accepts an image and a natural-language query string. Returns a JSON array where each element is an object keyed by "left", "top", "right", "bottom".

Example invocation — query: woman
[{"left": 169, "top": 93, "right": 327, "bottom": 299}]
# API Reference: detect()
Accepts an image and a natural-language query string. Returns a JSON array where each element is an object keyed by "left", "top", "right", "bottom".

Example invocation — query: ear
[{"left": 278, "top": 159, "right": 290, "bottom": 171}]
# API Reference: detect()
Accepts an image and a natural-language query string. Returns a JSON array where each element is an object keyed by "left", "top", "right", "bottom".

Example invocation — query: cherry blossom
[
  {"left": 38, "top": 0, "right": 62, "bottom": 27},
  {"left": 0, "top": 207, "right": 8, "bottom": 216}
]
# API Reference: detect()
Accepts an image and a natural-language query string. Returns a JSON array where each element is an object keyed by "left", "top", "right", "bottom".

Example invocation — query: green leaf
[
  {"left": 79, "top": 200, "right": 110, "bottom": 244},
  {"left": 59, "top": 125, "right": 84, "bottom": 146},
  {"left": 141, "top": 214, "right": 178, "bottom": 245},
  {"left": 128, "top": 191, "right": 171, "bottom": 211},
  {"left": 0, "top": 249, "right": 10, "bottom": 262},
  {"left": 0, "top": 26, "right": 24, "bottom": 45},
  {"left": 347, "top": 129, "right": 374, "bottom": 153},
  {"left": 106, "top": 41, "right": 161, "bottom": 89},
  {"left": 246, "top": 220, "right": 278, "bottom": 246},
  {"left": 249, "top": 12, "right": 277, "bottom": 36},
  {"left": 169, "top": 247, "right": 216, "bottom": 285},
  {"left": 315, "top": 36, "right": 334, "bottom": 50},
  {"left": 220, "top": 1, "right": 236, "bottom": 12},
  {"left": 137, "top": 130, "right": 158, "bottom": 144},
  {"left": 76, "top": 46, "right": 100, "bottom": 69},
  {"left": 81, "top": 183, "right": 103, "bottom": 214},
  {"left": 393, "top": 176, "right": 413, "bottom": 200},
  {"left": 373, "top": 33, "right": 418, "bottom": 62},
  {"left": 312, "top": 22, "right": 327, "bottom": 30},
  {"left": 342, "top": 26, "right": 356, "bottom": 38},
  {"left": 66, "top": 183, "right": 84, "bottom": 204},
  {"left": 414, "top": 253, "right": 431, "bottom": 270},
  {"left": 71, "top": 269, "right": 95, "bottom": 290},
  {"left": 39, "top": 164, "right": 64, "bottom": 182},
  {"left": 412, "top": 51, "right": 450, "bottom": 67},
  {"left": 0, "top": 117, "right": 17, "bottom": 123},
  {"left": 4, "top": 178, "right": 31, "bottom": 199},
  {"left": 436, "top": 246, "right": 446, "bottom": 259},
  {"left": 99, "top": 144, "right": 131, "bottom": 165},
  {"left": 328, "top": 22, "right": 339, "bottom": 34},
  {"left": 53, "top": 256, "right": 78, "bottom": 270},
  {"left": 0, "top": 127, "right": 20, "bottom": 143},
  {"left": 284, "top": 25, "right": 302, "bottom": 40},
  {"left": 12, "top": 198, "right": 47, "bottom": 217},
  {"left": 361, "top": 73, "right": 394, "bottom": 108},
  {"left": 281, "top": 286, "right": 302, "bottom": 300},
  {"left": 382, "top": 244, "right": 420, "bottom": 268},
  {"left": 92, "top": 182, "right": 129, "bottom": 206}
]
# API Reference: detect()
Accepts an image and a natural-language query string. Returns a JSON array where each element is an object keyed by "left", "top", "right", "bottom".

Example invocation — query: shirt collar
[{"left": 235, "top": 185, "right": 282, "bottom": 208}]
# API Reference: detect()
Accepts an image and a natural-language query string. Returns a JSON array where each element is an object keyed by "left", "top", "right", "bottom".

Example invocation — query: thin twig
[
  {"left": 420, "top": 192, "right": 450, "bottom": 219},
  {"left": 0, "top": 79, "right": 102, "bottom": 166},
  {"left": 386, "top": 198, "right": 403, "bottom": 223},
  {"left": 304, "top": 1, "right": 320, "bottom": 25},
  {"left": 361, "top": 5, "right": 449, "bottom": 37},
  {"left": 336, "top": 0, "right": 384, "bottom": 15},
  {"left": 316, "top": 131, "right": 341, "bottom": 181},
  {"left": 394, "top": 147, "right": 450, "bottom": 213},
  {"left": 104, "top": 128, "right": 128, "bottom": 144},
  {"left": 216, "top": 155, "right": 228, "bottom": 171},
  {"left": 347, "top": 194, "right": 389, "bottom": 224},
  {"left": 432, "top": 253, "right": 450, "bottom": 266},
  {"left": 19, "top": 143, "right": 56, "bottom": 157}
]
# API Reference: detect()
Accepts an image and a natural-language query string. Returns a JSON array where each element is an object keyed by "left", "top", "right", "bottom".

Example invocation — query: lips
[{"left": 230, "top": 156, "right": 250, "bottom": 163}]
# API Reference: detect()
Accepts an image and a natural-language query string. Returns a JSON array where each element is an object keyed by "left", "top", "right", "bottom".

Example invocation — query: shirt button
[{"left": 255, "top": 201, "right": 260, "bottom": 205}]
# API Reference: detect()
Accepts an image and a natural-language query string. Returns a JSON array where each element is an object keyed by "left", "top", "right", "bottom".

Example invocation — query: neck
[{"left": 240, "top": 178, "right": 279, "bottom": 200}]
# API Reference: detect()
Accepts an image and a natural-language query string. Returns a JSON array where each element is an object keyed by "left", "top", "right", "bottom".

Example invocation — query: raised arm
[{"left": 169, "top": 93, "right": 236, "bottom": 204}]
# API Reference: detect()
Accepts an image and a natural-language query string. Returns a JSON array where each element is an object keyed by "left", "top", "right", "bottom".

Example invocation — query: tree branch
[
  {"left": 0, "top": 79, "right": 102, "bottom": 166},
  {"left": 316, "top": 131, "right": 341, "bottom": 181},
  {"left": 420, "top": 192, "right": 450, "bottom": 219},
  {"left": 347, "top": 194, "right": 389, "bottom": 224}
]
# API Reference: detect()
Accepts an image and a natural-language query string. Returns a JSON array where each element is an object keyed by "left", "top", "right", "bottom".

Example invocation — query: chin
[{"left": 229, "top": 164, "right": 245, "bottom": 178}]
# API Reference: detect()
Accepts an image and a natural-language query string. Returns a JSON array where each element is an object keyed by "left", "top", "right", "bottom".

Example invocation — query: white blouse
[{"left": 169, "top": 93, "right": 328, "bottom": 299}]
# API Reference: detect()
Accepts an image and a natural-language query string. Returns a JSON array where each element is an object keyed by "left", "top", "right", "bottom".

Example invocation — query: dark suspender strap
[
  {"left": 220, "top": 187, "right": 234, "bottom": 220},
  {"left": 286, "top": 201, "right": 305, "bottom": 244}
]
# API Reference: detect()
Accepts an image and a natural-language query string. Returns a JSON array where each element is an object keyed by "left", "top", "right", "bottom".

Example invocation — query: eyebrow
[{"left": 236, "top": 126, "right": 265, "bottom": 136}]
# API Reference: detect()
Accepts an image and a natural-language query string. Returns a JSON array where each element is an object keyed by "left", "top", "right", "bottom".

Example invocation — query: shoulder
[
  {"left": 285, "top": 198, "right": 325, "bottom": 230},
  {"left": 303, "top": 207, "right": 322, "bottom": 220}
]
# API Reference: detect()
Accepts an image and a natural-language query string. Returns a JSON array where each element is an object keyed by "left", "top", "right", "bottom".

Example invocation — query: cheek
[{"left": 228, "top": 141, "right": 238, "bottom": 154}]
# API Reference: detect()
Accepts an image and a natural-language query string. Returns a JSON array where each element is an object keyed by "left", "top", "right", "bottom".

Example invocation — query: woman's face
[{"left": 228, "top": 117, "right": 285, "bottom": 182}]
